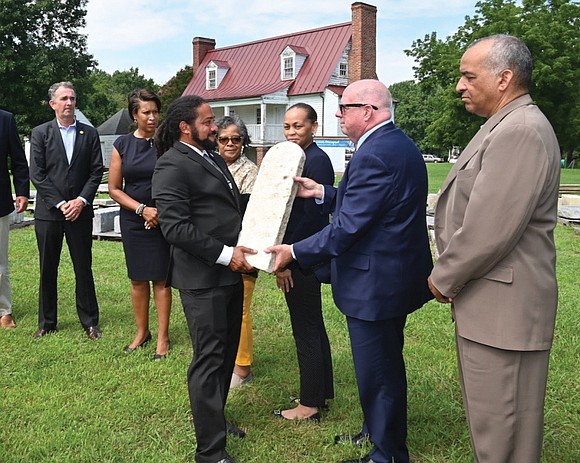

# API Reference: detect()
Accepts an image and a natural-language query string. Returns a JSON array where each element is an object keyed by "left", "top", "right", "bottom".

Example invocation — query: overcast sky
[{"left": 84, "top": 0, "right": 478, "bottom": 87}]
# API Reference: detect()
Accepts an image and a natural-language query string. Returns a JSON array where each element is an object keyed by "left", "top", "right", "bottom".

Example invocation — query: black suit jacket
[
  {"left": 29, "top": 119, "right": 103, "bottom": 221},
  {"left": 151, "top": 142, "right": 243, "bottom": 290},
  {"left": 0, "top": 110, "right": 29, "bottom": 218}
]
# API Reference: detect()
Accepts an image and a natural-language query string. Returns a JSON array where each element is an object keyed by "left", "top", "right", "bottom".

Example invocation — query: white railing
[{"left": 246, "top": 124, "right": 286, "bottom": 143}]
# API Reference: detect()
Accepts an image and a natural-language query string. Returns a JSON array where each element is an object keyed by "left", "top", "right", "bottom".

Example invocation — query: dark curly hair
[{"left": 155, "top": 95, "right": 207, "bottom": 157}]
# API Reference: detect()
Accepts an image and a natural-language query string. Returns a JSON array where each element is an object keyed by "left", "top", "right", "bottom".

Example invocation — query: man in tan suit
[{"left": 428, "top": 35, "right": 560, "bottom": 463}]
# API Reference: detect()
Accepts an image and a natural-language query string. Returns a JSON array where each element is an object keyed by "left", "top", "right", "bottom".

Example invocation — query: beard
[{"left": 192, "top": 126, "right": 217, "bottom": 152}]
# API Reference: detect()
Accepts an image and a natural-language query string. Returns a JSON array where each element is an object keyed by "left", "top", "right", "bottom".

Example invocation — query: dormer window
[
  {"left": 282, "top": 54, "right": 294, "bottom": 80},
  {"left": 205, "top": 60, "right": 229, "bottom": 90},
  {"left": 280, "top": 46, "right": 308, "bottom": 81},
  {"left": 207, "top": 67, "right": 216, "bottom": 89}
]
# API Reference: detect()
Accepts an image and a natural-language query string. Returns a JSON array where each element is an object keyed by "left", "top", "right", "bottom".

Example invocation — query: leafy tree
[
  {"left": 390, "top": 81, "right": 436, "bottom": 154},
  {"left": 0, "top": 0, "right": 95, "bottom": 135},
  {"left": 82, "top": 68, "right": 159, "bottom": 127},
  {"left": 158, "top": 65, "right": 193, "bottom": 117},
  {"left": 406, "top": 0, "right": 579, "bottom": 162}
]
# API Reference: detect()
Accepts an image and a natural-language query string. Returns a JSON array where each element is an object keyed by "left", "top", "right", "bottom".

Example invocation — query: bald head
[
  {"left": 337, "top": 79, "right": 392, "bottom": 144},
  {"left": 346, "top": 79, "right": 392, "bottom": 112}
]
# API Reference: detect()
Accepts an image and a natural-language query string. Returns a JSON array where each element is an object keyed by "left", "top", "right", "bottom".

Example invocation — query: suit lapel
[
  {"left": 174, "top": 142, "right": 241, "bottom": 210},
  {"left": 50, "top": 119, "right": 69, "bottom": 165},
  {"left": 69, "top": 122, "right": 84, "bottom": 167}
]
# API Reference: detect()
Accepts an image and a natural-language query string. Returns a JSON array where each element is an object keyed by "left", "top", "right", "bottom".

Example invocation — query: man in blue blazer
[
  {"left": 0, "top": 109, "right": 29, "bottom": 329},
  {"left": 30, "top": 82, "right": 103, "bottom": 339},
  {"left": 267, "top": 79, "right": 433, "bottom": 463}
]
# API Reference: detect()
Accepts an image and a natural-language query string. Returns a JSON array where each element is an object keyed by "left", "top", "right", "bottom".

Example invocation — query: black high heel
[
  {"left": 123, "top": 331, "right": 152, "bottom": 353},
  {"left": 153, "top": 340, "right": 170, "bottom": 361}
]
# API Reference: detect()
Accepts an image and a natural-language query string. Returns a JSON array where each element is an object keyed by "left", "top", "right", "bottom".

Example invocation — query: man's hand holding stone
[
  {"left": 293, "top": 176, "right": 323, "bottom": 200},
  {"left": 265, "top": 244, "right": 294, "bottom": 273},
  {"left": 229, "top": 246, "right": 256, "bottom": 273}
]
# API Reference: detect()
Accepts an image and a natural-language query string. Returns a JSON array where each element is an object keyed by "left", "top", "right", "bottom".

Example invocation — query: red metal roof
[{"left": 183, "top": 22, "right": 352, "bottom": 101}]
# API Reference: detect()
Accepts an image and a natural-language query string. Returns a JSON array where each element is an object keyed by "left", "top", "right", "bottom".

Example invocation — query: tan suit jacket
[{"left": 431, "top": 94, "right": 560, "bottom": 351}]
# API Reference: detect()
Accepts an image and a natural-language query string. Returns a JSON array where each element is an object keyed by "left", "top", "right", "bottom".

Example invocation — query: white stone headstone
[{"left": 237, "top": 141, "right": 305, "bottom": 272}]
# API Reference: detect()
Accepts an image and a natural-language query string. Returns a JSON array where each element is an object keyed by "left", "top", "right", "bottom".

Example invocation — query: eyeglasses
[
  {"left": 338, "top": 103, "right": 379, "bottom": 115},
  {"left": 217, "top": 136, "right": 243, "bottom": 145}
]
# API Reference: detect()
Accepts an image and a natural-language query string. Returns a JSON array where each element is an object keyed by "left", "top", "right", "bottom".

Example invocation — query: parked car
[{"left": 422, "top": 154, "right": 443, "bottom": 163}]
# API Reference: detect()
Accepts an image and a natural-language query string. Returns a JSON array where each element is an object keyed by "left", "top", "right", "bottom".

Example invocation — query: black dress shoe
[
  {"left": 339, "top": 454, "right": 376, "bottom": 463},
  {"left": 123, "top": 331, "right": 152, "bottom": 353},
  {"left": 334, "top": 432, "right": 370, "bottom": 446},
  {"left": 273, "top": 409, "right": 321, "bottom": 422},
  {"left": 216, "top": 453, "right": 237, "bottom": 463},
  {"left": 225, "top": 421, "right": 246, "bottom": 439},
  {"left": 85, "top": 326, "right": 102, "bottom": 340},
  {"left": 33, "top": 328, "right": 57, "bottom": 338}
]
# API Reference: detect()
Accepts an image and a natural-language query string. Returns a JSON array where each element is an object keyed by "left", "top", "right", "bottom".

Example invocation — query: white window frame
[
  {"left": 206, "top": 64, "right": 217, "bottom": 90},
  {"left": 281, "top": 49, "right": 295, "bottom": 80}
]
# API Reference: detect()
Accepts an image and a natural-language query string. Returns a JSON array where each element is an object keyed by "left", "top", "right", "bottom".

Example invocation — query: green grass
[{"left": 2, "top": 178, "right": 579, "bottom": 462}]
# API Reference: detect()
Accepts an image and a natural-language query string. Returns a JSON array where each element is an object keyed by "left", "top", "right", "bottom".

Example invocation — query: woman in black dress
[
  {"left": 108, "top": 89, "right": 171, "bottom": 360},
  {"left": 274, "top": 103, "right": 335, "bottom": 420}
]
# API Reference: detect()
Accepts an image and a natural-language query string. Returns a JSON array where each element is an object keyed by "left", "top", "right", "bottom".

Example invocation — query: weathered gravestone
[{"left": 237, "top": 141, "right": 305, "bottom": 272}]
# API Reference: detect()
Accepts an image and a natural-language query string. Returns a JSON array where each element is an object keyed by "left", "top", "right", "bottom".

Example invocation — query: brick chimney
[
  {"left": 349, "top": 2, "right": 377, "bottom": 82},
  {"left": 192, "top": 37, "right": 216, "bottom": 75}
]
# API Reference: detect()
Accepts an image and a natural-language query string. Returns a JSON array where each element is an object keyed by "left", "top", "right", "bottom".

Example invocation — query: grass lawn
[{"left": 1, "top": 167, "right": 579, "bottom": 462}]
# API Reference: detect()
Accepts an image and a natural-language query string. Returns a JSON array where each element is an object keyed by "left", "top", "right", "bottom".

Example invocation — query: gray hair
[
  {"left": 216, "top": 114, "right": 251, "bottom": 148},
  {"left": 48, "top": 81, "right": 76, "bottom": 101},
  {"left": 470, "top": 34, "right": 533, "bottom": 91}
]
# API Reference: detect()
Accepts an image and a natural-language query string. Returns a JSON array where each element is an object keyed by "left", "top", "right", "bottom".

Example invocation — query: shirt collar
[
  {"left": 57, "top": 119, "right": 77, "bottom": 130},
  {"left": 356, "top": 120, "right": 389, "bottom": 150}
]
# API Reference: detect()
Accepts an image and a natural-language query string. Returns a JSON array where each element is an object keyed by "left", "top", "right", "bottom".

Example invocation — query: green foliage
[
  {"left": 0, "top": 0, "right": 95, "bottom": 134},
  {"left": 82, "top": 68, "right": 160, "bottom": 127},
  {"left": 405, "top": 0, "right": 579, "bottom": 160},
  {"left": 159, "top": 66, "right": 194, "bottom": 117}
]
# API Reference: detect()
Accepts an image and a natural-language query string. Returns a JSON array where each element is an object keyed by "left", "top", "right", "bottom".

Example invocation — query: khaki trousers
[{"left": 456, "top": 332, "right": 550, "bottom": 463}]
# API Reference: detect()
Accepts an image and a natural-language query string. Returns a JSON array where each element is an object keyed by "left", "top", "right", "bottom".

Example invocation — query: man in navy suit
[
  {"left": 29, "top": 81, "right": 103, "bottom": 339},
  {"left": 0, "top": 109, "right": 29, "bottom": 329},
  {"left": 267, "top": 79, "right": 433, "bottom": 463}
]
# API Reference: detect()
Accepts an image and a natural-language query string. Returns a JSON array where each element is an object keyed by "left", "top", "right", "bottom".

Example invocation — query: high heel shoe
[
  {"left": 273, "top": 409, "right": 321, "bottom": 422},
  {"left": 153, "top": 341, "right": 170, "bottom": 361},
  {"left": 123, "top": 331, "right": 152, "bottom": 354}
]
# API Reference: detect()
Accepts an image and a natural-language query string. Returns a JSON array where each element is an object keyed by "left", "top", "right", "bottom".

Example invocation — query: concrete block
[
  {"left": 114, "top": 215, "right": 121, "bottom": 234},
  {"left": 237, "top": 141, "right": 305, "bottom": 272},
  {"left": 92, "top": 206, "right": 120, "bottom": 234},
  {"left": 559, "top": 194, "right": 580, "bottom": 206},
  {"left": 8, "top": 210, "right": 23, "bottom": 225}
]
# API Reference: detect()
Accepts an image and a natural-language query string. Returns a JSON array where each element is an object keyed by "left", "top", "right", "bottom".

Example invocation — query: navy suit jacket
[
  {"left": 30, "top": 119, "right": 103, "bottom": 221},
  {"left": 294, "top": 122, "right": 433, "bottom": 321},
  {"left": 0, "top": 110, "right": 29, "bottom": 218}
]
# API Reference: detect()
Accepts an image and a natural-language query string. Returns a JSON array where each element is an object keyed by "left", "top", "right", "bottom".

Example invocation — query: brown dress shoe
[
  {"left": 85, "top": 326, "right": 102, "bottom": 340},
  {"left": 33, "top": 328, "right": 57, "bottom": 337},
  {"left": 0, "top": 314, "right": 16, "bottom": 329}
]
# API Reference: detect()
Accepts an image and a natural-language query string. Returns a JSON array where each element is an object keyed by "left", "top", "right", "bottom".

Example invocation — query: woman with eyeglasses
[
  {"left": 273, "top": 102, "right": 335, "bottom": 421},
  {"left": 216, "top": 115, "right": 259, "bottom": 388},
  {"left": 108, "top": 89, "right": 172, "bottom": 360}
]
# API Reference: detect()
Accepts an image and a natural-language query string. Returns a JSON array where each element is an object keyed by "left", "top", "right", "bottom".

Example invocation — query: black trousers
[
  {"left": 180, "top": 281, "right": 243, "bottom": 463},
  {"left": 284, "top": 266, "right": 334, "bottom": 407},
  {"left": 35, "top": 219, "right": 99, "bottom": 329}
]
